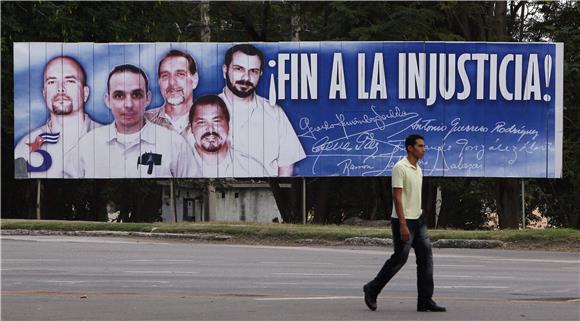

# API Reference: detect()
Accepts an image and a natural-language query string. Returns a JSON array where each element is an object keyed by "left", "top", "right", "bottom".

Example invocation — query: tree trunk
[
  {"left": 493, "top": 1, "right": 508, "bottom": 40},
  {"left": 369, "top": 191, "right": 379, "bottom": 221},
  {"left": 490, "top": 2, "right": 519, "bottom": 229},
  {"left": 313, "top": 178, "right": 330, "bottom": 224},
  {"left": 422, "top": 178, "right": 438, "bottom": 228},
  {"left": 265, "top": 1, "right": 304, "bottom": 224},
  {"left": 200, "top": 1, "right": 211, "bottom": 42},
  {"left": 261, "top": 2, "right": 270, "bottom": 41},
  {"left": 518, "top": 1, "right": 526, "bottom": 41},
  {"left": 379, "top": 177, "right": 392, "bottom": 220},
  {"left": 291, "top": 2, "right": 301, "bottom": 41},
  {"left": 91, "top": 181, "right": 105, "bottom": 221},
  {"left": 365, "top": 178, "right": 382, "bottom": 220},
  {"left": 288, "top": 178, "right": 303, "bottom": 223},
  {"left": 269, "top": 179, "right": 295, "bottom": 223},
  {"left": 569, "top": 185, "right": 580, "bottom": 229},
  {"left": 438, "top": 187, "right": 451, "bottom": 228},
  {"left": 496, "top": 178, "right": 520, "bottom": 229},
  {"left": 118, "top": 182, "right": 131, "bottom": 222}
]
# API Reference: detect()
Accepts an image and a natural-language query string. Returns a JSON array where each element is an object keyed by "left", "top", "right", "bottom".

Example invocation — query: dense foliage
[{"left": 2, "top": 1, "right": 578, "bottom": 228}]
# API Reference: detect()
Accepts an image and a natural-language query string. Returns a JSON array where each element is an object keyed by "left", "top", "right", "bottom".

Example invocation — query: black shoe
[
  {"left": 417, "top": 298, "right": 446, "bottom": 312},
  {"left": 363, "top": 284, "right": 377, "bottom": 311}
]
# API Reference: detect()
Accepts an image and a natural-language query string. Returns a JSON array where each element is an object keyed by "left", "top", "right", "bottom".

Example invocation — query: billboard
[{"left": 13, "top": 42, "right": 563, "bottom": 179}]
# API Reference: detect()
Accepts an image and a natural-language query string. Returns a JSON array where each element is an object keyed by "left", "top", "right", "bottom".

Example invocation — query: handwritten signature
[{"left": 295, "top": 105, "right": 549, "bottom": 176}]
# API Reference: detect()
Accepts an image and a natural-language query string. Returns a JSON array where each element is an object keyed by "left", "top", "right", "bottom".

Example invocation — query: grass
[{"left": 2, "top": 219, "right": 579, "bottom": 243}]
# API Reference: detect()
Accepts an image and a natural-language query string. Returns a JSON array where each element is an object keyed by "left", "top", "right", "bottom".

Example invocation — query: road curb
[
  {"left": 344, "top": 237, "right": 393, "bottom": 246},
  {"left": 432, "top": 239, "right": 506, "bottom": 248},
  {"left": 0, "top": 229, "right": 233, "bottom": 241},
  {"left": 344, "top": 237, "right": 506, "bottom": 248},
  {"left": 1, "top": 229, "right": 506, "bottom": 248}
]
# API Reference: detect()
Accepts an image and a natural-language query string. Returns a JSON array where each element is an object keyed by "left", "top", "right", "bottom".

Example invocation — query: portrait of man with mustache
[
  {"left": 218, "top": 44, "right": 306, "bottom": 177},
  {"left": 14, "top": 56, "right": 100, "bottom": 178},
  {"left": 145, "top": 49, "right": 199, "bottom": 136},
  {"left": 186, "top": 95, "right": 266, "bottom": 178}
]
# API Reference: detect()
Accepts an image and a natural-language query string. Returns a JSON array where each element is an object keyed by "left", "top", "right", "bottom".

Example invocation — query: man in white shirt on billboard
[
  {"left": 185, "top": 94, "right": 266, "bottom": 178},
  {"left": 14, "top": 56, "right": 100, "bottom": 178},
  {"left": 219, "top": 44, "right": 306, "bottom": 177},
  {"left": 145, "top": 49, "right": 199, "bottom": 137},
  {"left": 65, "top": 64, "right": 199, "bottom": 178}
]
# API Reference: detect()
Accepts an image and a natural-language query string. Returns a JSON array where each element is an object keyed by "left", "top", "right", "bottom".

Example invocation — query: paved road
[{"left": 2, "top": 235, "right": 579, "bottom": 321}]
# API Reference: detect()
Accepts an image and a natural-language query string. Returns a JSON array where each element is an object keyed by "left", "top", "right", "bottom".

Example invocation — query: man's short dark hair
[
  {"left": 224, "top": 44, "right": 264, "bottom": 70},
  {"left": 158, "top": 49, "right": 197, "bottom": 77},
  {"left": 405, "top": 134, "right": 424, "bottom": 151},
  {"left": 44, "top": 56, "right": 87, "bottom": 86},
  {"left": 189, "top": 95, "right": 230, "bottom": 124},
  {"left": 107, "top": 64, "right": 149, "bottom": 93}
]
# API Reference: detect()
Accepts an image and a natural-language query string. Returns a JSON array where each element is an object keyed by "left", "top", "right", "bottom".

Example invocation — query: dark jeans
[{"left": 367, "top": 216, "right": 434, "bottom": 301}]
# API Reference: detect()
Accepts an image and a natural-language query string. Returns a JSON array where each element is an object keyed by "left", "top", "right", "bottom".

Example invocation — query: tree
[
  {"left": 521, "top": 1, "right": 580, "bottom": 228},
  {"left": 2, "top": 1, "right": 577, "bottom": 229}
]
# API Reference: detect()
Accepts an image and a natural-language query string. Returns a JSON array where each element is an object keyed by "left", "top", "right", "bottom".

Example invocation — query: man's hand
[{"left": 400, "top": 223, "right": 410, "bottom": 242}]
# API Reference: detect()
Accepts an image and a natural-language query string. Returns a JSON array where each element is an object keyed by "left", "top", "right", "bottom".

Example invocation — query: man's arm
[
  {"left": 278, "top": 164, "right": 293, "bottom": 177},
  {"left": 393, "top": 187, "right": 410, "bottom": 242}
]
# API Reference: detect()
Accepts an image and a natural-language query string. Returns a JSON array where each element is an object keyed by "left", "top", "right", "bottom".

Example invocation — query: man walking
[{"left": 363, "top": 134, "right": 446, "bottom": 312}]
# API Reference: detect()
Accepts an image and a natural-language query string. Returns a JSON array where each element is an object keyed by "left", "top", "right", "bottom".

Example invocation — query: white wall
[
  {"left": 216, "top": 189, "right": 282, "bottom": 222},
  {"left": 161, "top": 186, "right": 282, "bottom": 223}
]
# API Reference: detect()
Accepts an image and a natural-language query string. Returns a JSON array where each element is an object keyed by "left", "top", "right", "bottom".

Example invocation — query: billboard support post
[
  {"left": 170, "top": 179, "right": 177, "bottom": 223},
  {"left": 521, "top": 179, "right": 526, "bottom": 229},
  {"left": 302, "top": 177, "right": 306, "bottom": 224},
  {"left": 36, "top": 179, "right": 41, "bottom": 220}
]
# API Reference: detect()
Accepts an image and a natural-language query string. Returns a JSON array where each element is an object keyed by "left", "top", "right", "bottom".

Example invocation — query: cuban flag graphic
[
  {"left": 26, "top": 132, "right": 60, "bottom": 152},
  {"left": 25, "top": 132, "right": 60, "bottom": 172}
]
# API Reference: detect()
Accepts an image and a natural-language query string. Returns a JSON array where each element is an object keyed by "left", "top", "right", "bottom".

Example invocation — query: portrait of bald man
[{"left": 14, "top": 56, "right": 100, "bottom": 178}]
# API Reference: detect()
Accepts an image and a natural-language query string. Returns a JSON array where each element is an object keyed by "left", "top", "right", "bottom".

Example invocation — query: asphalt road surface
[{"left": 2, "top": 235, "right": 579, "bottom": 321}]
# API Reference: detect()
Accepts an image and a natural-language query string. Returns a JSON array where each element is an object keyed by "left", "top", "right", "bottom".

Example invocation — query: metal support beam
[
  {"left": 521, "top": 179, "right": 526, "bottom": 229},
  {"left": 302, "top": 177, "right": 306, "bottom": 224},
  {"left": 170, "top": 179, "right": 177, "bottom": 223},
  {"left": 36, "top": 179, "right": 42, "bottom": 220}
]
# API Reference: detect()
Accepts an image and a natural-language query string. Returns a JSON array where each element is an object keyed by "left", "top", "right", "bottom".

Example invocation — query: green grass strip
[{"left": 2, "top": 219, "right": 578, "bottom": 242}]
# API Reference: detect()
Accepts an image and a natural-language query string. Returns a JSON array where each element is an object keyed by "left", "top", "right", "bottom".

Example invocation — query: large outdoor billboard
[{"left": 13, "top": 42, "right": 563, "bottom": 179}]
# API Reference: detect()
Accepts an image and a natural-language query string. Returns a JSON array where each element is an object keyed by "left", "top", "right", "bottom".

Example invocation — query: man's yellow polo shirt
[{"left": 391, "top": 156, "right": 423, "bottom": 219}]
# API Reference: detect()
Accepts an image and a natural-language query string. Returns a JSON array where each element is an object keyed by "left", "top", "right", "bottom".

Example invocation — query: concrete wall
[
  {"left": 215, "top": 188, "right": 282, "bottom": 222},
  {"left": 161, "top": 188, "right": 204, "bottom": 223},
  {"left": 161, "top": 186, "right": 281, "bottom": 223}
]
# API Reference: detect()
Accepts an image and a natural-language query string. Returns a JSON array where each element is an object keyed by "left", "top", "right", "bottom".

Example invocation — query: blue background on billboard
[{"left": 13, "top": 42, "right": 561, "bottom": 178}]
